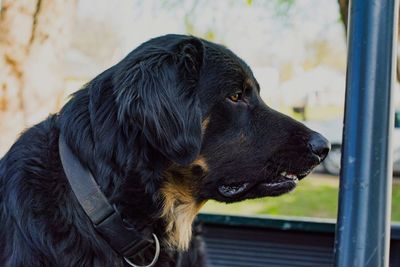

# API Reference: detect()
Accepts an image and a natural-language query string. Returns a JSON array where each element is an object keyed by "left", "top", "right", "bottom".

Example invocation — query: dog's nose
[{"left": 308, "top": 132, "right": 331, "bottom": 161}]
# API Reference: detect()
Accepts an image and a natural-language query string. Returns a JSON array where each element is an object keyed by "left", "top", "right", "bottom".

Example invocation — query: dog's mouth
[{"left": 217, "top": 170, "right": 311, "bottom": 199}]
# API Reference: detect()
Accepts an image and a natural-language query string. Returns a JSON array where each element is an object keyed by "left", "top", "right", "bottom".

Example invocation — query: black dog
[{"left": 0, "top": 34, "right": 330, "bottom": 267}]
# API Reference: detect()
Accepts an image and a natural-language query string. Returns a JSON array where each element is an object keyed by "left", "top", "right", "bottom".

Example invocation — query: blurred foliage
[
  {"left": 274, "top": 0, "right": 295, "bottom": 16},
  {"left": 243, "top": 0, "right": 295, "bottom": 16},
  {"left": 160, "top": 0, "right": 296, "bottom": 41}
]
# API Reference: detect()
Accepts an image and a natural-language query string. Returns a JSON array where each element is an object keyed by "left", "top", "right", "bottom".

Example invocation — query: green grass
[
  {"left": 393, "top": 182, "right": 400, "bottom": 221},
  {"left": 201, "top": 174, "right": 400, "bottom": 222}
]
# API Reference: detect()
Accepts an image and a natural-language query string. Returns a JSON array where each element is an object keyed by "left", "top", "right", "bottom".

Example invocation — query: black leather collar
[{"left": 58, "top": 134, "right": 159, "bottom": 266}]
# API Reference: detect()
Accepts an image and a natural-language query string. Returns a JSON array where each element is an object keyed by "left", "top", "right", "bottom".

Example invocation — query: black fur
[{"left": 0, "top": 34, "right": 329, "bottom": 267}]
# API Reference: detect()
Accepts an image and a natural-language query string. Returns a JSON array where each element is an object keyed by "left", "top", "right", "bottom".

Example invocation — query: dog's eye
[{"left": 228, "top": 92, "right": 243, "bottom": 102}]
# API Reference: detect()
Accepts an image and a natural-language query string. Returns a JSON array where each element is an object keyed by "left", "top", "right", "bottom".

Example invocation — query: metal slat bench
[{"left": 197, "top": 214, "right": 400, "bottom": 267}]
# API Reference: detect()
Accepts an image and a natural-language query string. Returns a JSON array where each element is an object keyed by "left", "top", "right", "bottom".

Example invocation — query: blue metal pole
[{"left": 334, "top": 0, "right": 399, "bottom": 266}]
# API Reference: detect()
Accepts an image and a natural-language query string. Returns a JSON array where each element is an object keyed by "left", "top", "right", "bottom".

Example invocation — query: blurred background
[{"left": 1, "top": 0, "right": 399, "bottom": 222}]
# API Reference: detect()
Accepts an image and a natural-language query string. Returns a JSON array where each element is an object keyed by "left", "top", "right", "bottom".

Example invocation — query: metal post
[{"left": 334, "top": 0, "right": 399, "bottom": 266}]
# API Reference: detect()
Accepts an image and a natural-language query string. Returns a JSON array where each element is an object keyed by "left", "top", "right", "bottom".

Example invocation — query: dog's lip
[
  {"left": 218, "top": 182, "right": 251, "bottom": 198},
  {"left": 217, "top": 169, "right": 312, "bottom": 198},
  {"left": 257, "top": 175, "right": 298, "bottom": 196}
]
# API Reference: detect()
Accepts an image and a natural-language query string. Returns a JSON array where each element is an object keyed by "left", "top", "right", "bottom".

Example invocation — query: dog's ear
[{"left": 114, "top": 37, "right": 204, "bottom": 165}]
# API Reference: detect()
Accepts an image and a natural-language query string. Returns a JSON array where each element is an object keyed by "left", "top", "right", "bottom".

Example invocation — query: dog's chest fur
[{"left": 161, "top": 161, "right": 208, "bottom": 251}]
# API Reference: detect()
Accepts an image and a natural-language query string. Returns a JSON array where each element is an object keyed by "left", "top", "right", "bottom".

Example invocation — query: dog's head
[
  {"left": 113, "top": 34, "right": 330, "bottom": 202},
  {"left": 79, "top": 35, "right": 329, "bottom": 252}
]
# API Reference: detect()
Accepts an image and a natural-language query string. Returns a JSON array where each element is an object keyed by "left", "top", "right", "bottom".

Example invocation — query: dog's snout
[{"left": 308, "top": 132, "right": 331, "bottom": 161}]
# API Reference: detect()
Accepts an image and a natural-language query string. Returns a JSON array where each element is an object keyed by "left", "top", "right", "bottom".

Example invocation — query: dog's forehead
[
  {"left": 203, "top": 43, "right": 257, "bottom": 84},
  {"left": 204, "top": 44, "right": 246, "bottom": 70},
  {"left": 201, "top": 47, "right": 251, "bottom": 79},
  {"left": 244, "top": 77, "right": 258, "bottom": 90}
]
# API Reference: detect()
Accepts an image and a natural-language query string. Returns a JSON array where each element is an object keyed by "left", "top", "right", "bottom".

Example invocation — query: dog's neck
[
  {"left": 59, "top": 128, "right": 205, "bottom": 253},
  {"left": 159, "top": 159, "right": 208, "bottom": 251},
  {"left": 58, "top": 87, "right": 208, "bottom": 251}
]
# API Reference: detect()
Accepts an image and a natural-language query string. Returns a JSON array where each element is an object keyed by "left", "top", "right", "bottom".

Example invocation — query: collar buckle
[{"left": 124, "top": 234, "right": 160, "bottom": 267}]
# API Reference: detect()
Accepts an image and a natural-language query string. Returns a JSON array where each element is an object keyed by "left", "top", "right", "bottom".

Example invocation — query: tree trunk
[
  {"left": 0, "top": 0, "right": 76, "bottom": 154},
  {"left": 398, "top": 8, "right": 400, "bottom": 83},
  {"left": 338, "top": 0, "right": 348, "bottom": 33}
]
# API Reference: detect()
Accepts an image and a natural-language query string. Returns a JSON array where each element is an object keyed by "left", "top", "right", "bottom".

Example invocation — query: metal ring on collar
[{"left": 124, "top": 234, "right": 160, "bottom": 267}]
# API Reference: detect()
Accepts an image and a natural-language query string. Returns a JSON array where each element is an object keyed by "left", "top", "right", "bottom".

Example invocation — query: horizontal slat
[
  {"left": 206, "top": 249, "right": 332, "bottom": 264},
  {"left": 198, "top": 214, "right": 400, "bottom": 267},
  {"left": 202, "top": 223, "right": 334, "bottom": 267},
  {"left": 205, "top": 237, "right": 332, "bottom": 254},
  {"left": 206, "top": 247, "right": 332, "bottom": 262}
]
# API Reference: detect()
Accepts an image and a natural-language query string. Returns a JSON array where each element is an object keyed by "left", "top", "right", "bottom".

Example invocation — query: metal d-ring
[{"left": 124, "top": 234, "right": 160, "bottom": 267}]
